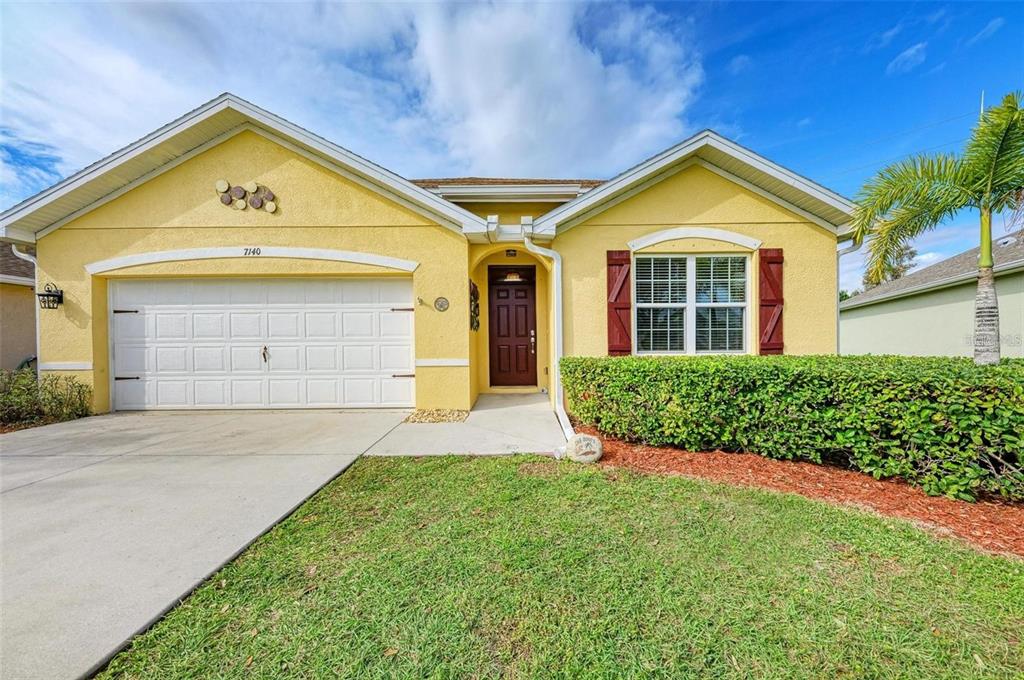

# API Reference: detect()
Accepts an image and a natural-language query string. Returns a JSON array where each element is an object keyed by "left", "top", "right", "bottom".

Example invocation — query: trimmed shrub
[
  {"left": 0, "top": 369, "right": 92, "bottom": 427},
  {"left": 561, "top": 356, "right": 1024, "bottom": 501}
]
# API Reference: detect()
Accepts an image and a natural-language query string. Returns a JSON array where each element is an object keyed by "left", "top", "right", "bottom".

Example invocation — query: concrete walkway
[
  {"left": 367, "top": 393, "right": 567, "bottom": 455},
  {"left": 0, "top": 410, "right": 404, "bottom": 680}
]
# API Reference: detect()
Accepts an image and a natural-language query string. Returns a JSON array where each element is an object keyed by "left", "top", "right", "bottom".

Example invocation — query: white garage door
[{"left": 110, "top": 278, "right": 414, "bottom": 409}]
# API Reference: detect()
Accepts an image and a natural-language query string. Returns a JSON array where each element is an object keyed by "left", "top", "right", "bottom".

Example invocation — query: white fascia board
[
  {"left": 839, "top": 259, "right": 1024, "bottom": 311},
  {"left": 534, "top": 130, "right": 855, "bottom": 235},
  {"left": 3, "top": 93, "right": 486, "bottom": 239},
  {"left": 1, "top": 95, "right": 237, "bottom": 229},
  {"left": 0, "top": 274, "right": 35, "bottom": 286},
  {"left": 0, "top": 225, "right": 38, "bottom": 245}
]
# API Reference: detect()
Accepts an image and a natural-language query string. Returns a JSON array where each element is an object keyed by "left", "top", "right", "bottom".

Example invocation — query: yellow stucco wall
[
  {"left": 469, "top": 245, "right": 551, "bottom": 398},
  {"left": 35, "top": 130, "right": 472, "bottom": 411},
  {"left": 1, "top": 283, "right": 36, "bottom": 369},
  {"left": 553, "top": 164, "right": 838, "bottom": 356}
]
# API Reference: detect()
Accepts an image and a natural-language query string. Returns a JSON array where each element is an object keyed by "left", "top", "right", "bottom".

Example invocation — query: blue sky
[{"left": 1, "top": 1, "right": 1020, "bottom": 289}]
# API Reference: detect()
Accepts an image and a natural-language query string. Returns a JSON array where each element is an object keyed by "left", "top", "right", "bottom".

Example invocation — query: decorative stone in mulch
[
  {"left": 580, "top": 427, "right": 1024, "bottom": 559},
  {"left": 404, "top": 409, "right": 469, "bottom": 423}
]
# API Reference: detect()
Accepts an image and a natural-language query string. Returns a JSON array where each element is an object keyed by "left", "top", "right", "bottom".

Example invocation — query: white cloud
[
  {"left": 966, "top": 18, "right": 1005, "bottom": 47},
  {"left": 727, "top": 54, "right": 751, "bottom": 75},
  {"left": 0, "top": 2, "right": 704, "bottom": 207},
  {"left": 865, "top": 23, "right": 902, "bottom": 52},
  {"left": 885, "top": 42, "right": 928, "bottom": 76}
]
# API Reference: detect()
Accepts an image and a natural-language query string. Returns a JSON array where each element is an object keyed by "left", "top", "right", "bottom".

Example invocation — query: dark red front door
[{"left": 489, "top": 267, "right": 537, "bottom": 386}]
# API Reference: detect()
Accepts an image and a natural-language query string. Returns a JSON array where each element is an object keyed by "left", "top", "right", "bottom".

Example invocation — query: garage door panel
[
  {"left": 114, "top": 314, "right": 149, "bottom": 341},
  {"left": 229, "top": 313, "right": 263, "bottom": 339},
  {"left": 115, "top": 345, "right": 150, "bottom": 374},
  {"left": 268, "top": 312, "right": 301, "bottom": 339},
  {"left": 380, "top": 344, "right": 413, "bottom": 371},
  {"left": 194, "top": 380, "right": 227, "bottom": 406},
  {"left": 381, "top": 378, "right": 414, "bottom": 405},
  {"left": 341, "top": 312, "right": 374, "bottom": 337},
  {"left": 193, "top": 313, "right": 226, "bottom": 339},
  {"left": 305, "top": 346, "right": 338, "bottom": 371},
  {"left": 268, "top": 346, "right": 301, "bottom": 371},
  {"left": 380, "top": 312, "right": 412, "bottom": 337},
  {"left": 193, "top": 346, "right": 227, "bottom": 372},
  {"left": 231, "top": 380, "right": 263, "bottom": 406},
  {"left": 155, "top": 346, "right": 189, "bottom": 373},
  {"left": 111, "top": 278, "right": 414, "bottom": 409},
  {"left": 343, "top": 378, "right": 376, "bottom": 405},
  {"left": 342, "top": 345, "right": 375, "bottom": 371},
  {"left": 269, "top": 379, "right": 302, "bottom": 406}
]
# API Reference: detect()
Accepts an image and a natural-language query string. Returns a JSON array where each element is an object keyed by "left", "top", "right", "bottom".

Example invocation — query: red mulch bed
[{"left": 579, "top": 427, "right": 1024, "bottom": 559}]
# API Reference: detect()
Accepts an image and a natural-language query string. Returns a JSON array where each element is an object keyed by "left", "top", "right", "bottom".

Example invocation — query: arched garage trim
[
  {"left": 626, "top": 227, "right": 762, "bottom": 252},
  {"left": 85, "top": 246, "right": 420, "bottom": 275}
]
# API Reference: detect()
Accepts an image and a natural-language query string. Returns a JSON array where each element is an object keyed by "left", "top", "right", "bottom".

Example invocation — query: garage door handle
[
  {"left": 391, "top": 373, "right": 415, "bottom": 378},
  {"left": 114, "top": 376, "right": 140, "bottom": 381},
  {"left": 261, "top": 346, "right": 269, "bottom": 363}
]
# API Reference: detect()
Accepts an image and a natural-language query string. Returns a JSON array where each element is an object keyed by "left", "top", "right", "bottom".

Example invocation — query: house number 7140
[{"left": 243, "top": 247, "right": 262, "bottom": 256}]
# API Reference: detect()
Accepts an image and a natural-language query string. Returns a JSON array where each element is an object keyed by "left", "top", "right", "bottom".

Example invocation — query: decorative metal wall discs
[
  {"left": 218, "top": 180, "right": 278, "bottom": 213},
  {"left": 434, "top": 297, "right": 450, "bottom": 312}
]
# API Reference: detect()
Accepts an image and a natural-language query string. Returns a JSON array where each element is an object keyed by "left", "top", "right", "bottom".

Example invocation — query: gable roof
[
  {"left": 532, "top": 130, "right": 856, "bottom": 237},
  {"left": 0, "top": 93, "right": 487, "bottom": 244},
  {"left": 840, "top": 230, "right": 1024, "bottom": 310}
]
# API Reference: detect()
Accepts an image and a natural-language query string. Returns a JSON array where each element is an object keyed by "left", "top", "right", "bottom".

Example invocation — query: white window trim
[{"left": 631, "top": 252, "right": 751, "bottom": 356}]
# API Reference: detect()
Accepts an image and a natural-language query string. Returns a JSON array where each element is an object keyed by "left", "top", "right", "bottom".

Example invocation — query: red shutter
[
  {"left": 758, "top": 248, "right": 784, "bottom": 354},
  {"left": 607, "top": 250, "right": 632, "bottom": 355}
]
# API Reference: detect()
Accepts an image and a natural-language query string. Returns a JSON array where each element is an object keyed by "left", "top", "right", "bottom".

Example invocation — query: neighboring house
[
  {"left": 840, "top": 231, "right": 1024, "bottom": 357},
  {"left": 0, "top": 245, "right": 36, "bottom": 370},
  {"left": 0, "top": 93, "right": 855, "bottom": 429}
]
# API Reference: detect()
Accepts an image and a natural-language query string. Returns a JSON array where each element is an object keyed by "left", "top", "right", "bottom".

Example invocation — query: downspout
[
  {"left": 522, "top": 232, "right": 575, "bottom": 447},
  {"left": 10, "top": 244, "right": 40, "bottom": 377},
  {"left": 836, "top": 236, "right": 862, "bottom": 355}
]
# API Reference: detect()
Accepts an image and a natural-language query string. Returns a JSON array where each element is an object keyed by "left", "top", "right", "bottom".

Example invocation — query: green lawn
[{"left": 101, "top": 456, "right": 1023, "bottom": 679}]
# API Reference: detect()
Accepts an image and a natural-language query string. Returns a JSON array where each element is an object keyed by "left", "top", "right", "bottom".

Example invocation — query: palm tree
[{"left": 852, "top": 92, "right": 1024, "bottom": 365}]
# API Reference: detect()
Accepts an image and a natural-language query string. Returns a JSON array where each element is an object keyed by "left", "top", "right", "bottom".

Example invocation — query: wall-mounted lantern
[{"left": 36, "top": 283, "right": 64, "bottom": 309}]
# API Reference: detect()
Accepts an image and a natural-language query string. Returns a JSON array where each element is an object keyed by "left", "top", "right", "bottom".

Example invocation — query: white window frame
[{"left": 631, "top": 252, "right": 751, "bottom": 356}]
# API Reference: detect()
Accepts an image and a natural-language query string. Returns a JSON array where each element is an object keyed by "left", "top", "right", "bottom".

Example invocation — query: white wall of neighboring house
[{"left": 840, "top": 270, "right": 1024, "bottom": 357}]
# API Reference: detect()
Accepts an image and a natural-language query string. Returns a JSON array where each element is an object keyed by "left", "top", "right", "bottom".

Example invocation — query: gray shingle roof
[
  {"left": 1, "top": 245, "right": 34, "bottom": 280},
  {"left": 841, "top": 229, "right": 1024, "bottom": 310}
]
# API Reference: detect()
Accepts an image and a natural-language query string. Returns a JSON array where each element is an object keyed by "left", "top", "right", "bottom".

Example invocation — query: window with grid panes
[{"left": 634, "top": 254, "right": 747, "bottom": 354}]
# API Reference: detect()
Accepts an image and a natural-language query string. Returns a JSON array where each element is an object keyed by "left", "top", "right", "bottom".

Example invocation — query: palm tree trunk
[{"left": 974, "top": 208, "right": 1000, "bottom": 365}]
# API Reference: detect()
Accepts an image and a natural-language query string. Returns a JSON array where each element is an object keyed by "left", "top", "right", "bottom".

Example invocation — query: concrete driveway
[{"left": 0, "top": 410, "right": 405, "bottom": 680}]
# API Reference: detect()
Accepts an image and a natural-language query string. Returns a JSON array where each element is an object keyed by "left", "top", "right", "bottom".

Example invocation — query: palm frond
[
  {"left": 851, "top": 154, "right": 972, "bottom": 245},
  {"left": 863, "top": 191, "right": 962, "bottom": 284},
  {"left": 963, "top": 91, "right": 1024, "bottom": 209}
]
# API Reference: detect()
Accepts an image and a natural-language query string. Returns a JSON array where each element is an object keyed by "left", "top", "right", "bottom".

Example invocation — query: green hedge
[
  {"left": 1, "top": 369, "right": 92, "bottom": 427},
  {"left": 561, "top": 356, "right": 1024, "bottom": 501}
]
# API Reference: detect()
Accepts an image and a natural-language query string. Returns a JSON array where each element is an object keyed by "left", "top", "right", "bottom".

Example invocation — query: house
[
  {"left": 0, "top": 245, "right": 36, "bottom": 370},
  {"left": 0, "top": 93, "right": 855, "bottom": 432},
  {"left": 840, "top": 231, "right": 1024, "bottom": 357}
]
